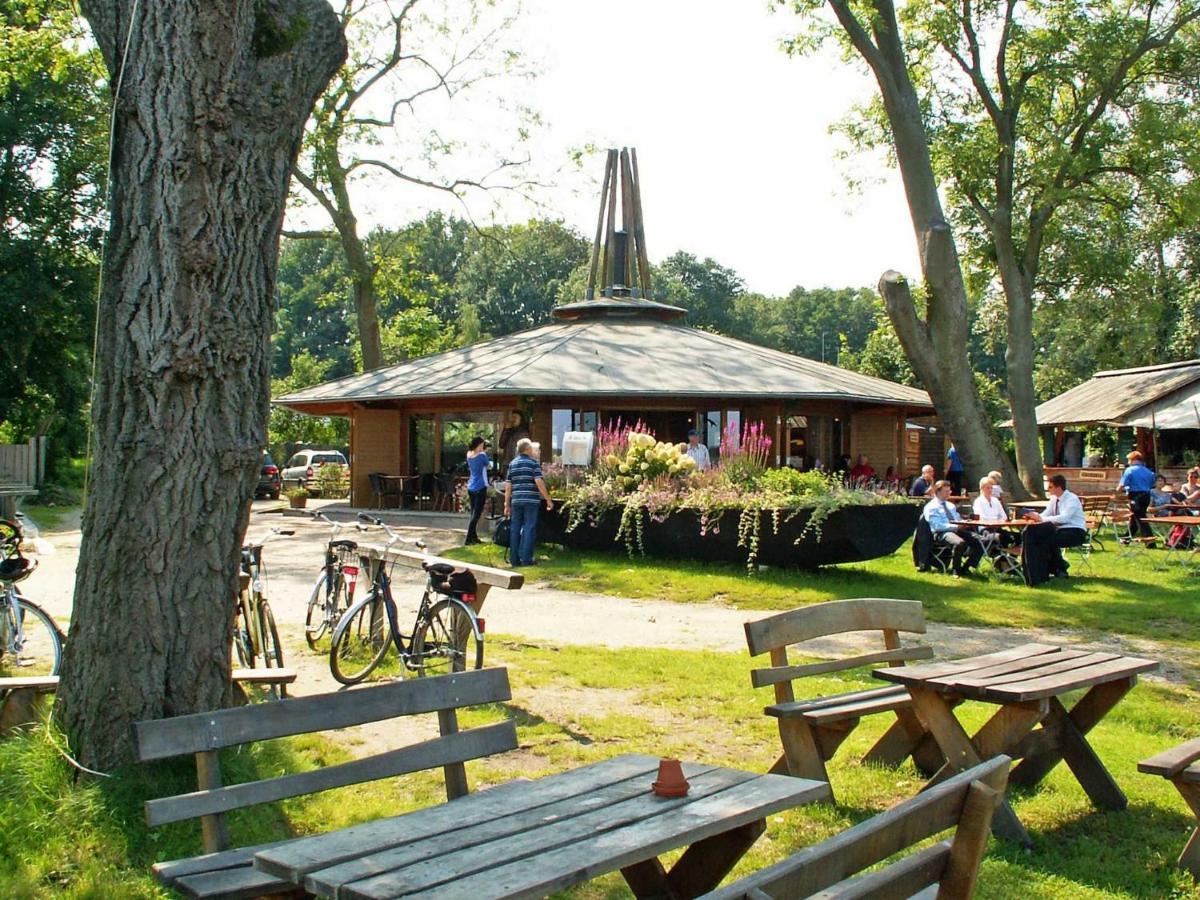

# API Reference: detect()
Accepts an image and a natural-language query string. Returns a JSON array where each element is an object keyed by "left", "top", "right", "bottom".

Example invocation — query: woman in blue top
[{"left": 464, "top": 437, "right": 490, "bottom": 545}]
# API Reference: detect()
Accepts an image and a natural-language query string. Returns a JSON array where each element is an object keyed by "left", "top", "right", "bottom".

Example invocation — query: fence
[{"left": 0, "top": 438, "right": 46, "bottom": 487}]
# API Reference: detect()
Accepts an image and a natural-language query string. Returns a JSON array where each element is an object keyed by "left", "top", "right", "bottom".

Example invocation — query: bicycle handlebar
[{"left": 355, "top": 512, "right": 427, "bottom": 551}]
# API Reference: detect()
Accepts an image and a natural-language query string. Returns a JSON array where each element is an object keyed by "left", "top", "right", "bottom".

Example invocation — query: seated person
[
  {"left": 972, "top": 476, "right": 1017, "bottom": 554},
  {"left": 1150, "top": 476, "right": 1175, "bottom": 516},
  {"left": 1023, "top": 474, "right": 1088, "bottom": 582},
  {"left": 849, "top": 454, "right": 875, "bottom": 482},
  {"left": 883, "top": 465, "right": 900, "bottom": 486},
  {"left": 909, "top": 464, "right": 936, "bottom": 498},
  {"left": 987, "top": 470, "right": 1005, "bottom": 498},
  {"left": 923, "top": 480, "right": 984, "bottom": 577},
  {"left": 1182, "top": 467, "right": 1200, "bottom": 505}
]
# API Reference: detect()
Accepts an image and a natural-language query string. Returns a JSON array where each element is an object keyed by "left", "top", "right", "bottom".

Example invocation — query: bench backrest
[
  {"left": 134, "top": 667, "right": 516, "bottom": 854},
  {"left": 702, "top": 756, "right": 1009, "bottom": 900},
  {"left": 745, "top": 599, "right": 932, "bottom": 703}
]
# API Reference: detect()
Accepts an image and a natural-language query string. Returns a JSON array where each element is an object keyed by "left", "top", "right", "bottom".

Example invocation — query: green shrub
[{"left": 314, "top": 463, "right": 349, "bottom": 498}]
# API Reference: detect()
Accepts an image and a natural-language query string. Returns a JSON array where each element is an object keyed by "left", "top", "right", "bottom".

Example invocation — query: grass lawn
[
  {"left": 446, "top": 539, "right": 1200, "bottom": 659},
  {"left": 4, "top": 638, "right": 1200, "bottom": 898}
]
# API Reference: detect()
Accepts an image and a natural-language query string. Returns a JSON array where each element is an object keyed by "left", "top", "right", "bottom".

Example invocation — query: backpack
[{"left": 493, "top": 516, "right": 512, "bottom": 549}]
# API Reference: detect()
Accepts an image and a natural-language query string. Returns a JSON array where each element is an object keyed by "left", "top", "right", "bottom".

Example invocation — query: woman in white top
[
  {"left": 973, "top": 476, "right": 1007, "bottom": 521},
  {"left": 987, "top": 470, "right": 1005, "bottom": 498}
]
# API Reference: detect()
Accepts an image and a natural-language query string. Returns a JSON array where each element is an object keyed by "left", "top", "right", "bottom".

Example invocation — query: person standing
[
  {"left": 1119, "top": 450, "right": 1156, "bottom": 541},
  {"left": 1023, "top": 474, "right": 1088, "bottom": 582},
  {"left": 685, "top": 428, "right": 710, "bottom": 471},
  {"left": 503, "top": 438, "right": 553, "bottom": 567},
  {"left": 498, "top": 410, "right": 530, "bottom": 473},
  {"left": 945, "top": 443, "right": 965, "bottom": 495},
  {"left": 464, "top": 437, "right": 490, "bottom": 546}
]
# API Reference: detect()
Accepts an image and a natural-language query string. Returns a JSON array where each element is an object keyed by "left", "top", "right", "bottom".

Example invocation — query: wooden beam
[{"left": 586, "top": 151, "right": 615, "bottom": 300}]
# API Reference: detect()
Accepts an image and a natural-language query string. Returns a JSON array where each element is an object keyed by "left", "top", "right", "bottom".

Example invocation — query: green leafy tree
[
  {"left": 454, "top": 220, "right": 589, "bottom": 335},
  {"left": 656, "top": 251, "right": 744, "bottom": 333},
  {"left": 269, "top": 351, "right": 350, "bottom": 456},
  {"left": 0, "top": 1, "right": 106, "bottom": 472},
  {"left": 273, "top": 236, "right": 355, "bottom": 379},
  {"left": 788, "top": 0, "right": 1200, "bottom": 494}
]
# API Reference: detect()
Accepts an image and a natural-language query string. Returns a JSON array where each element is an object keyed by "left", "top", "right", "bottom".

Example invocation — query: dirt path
[{"left": 20, "top": 505, "right": 1194, "bottom": 756}]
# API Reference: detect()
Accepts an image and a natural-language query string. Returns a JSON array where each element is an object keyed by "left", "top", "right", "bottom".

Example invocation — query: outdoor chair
[
  {"left": 913, "top": 518, "right": 954, "bottom": 574},
  {"left": 415, "top": 473, "right": 437, "bottom": 510},
  {"left": 744, "top": 598, "right": 943, "bottom": 801},
  {"left": 1080, "top": 494, "right": 1112, "bottom": 552},
  {"left": 702, "top": 756, "right": 1010, "bottom": 900},
  {"left": 368, "top": 472, "right": 403, "bottom": 509},
  {"left": 433, "top": 472, "right": 457, "bottom": 511}
]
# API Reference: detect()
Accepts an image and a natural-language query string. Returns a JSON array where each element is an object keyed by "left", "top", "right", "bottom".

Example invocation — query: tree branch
[
  {"left": 827, "top": 0, "right": 889, "bottom": 77},
  {"left": 281, "top": 229, "right": 337, "bottom": 239}
]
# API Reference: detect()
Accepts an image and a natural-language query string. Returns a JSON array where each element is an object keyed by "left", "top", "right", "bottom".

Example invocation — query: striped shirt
[{"left": 507, "top": 454, "right": 544, "bottom": 506}]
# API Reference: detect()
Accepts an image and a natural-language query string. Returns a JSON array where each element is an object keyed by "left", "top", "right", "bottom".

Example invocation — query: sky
[{"left": 288, "top": 0, "right": 922, "bottom": 297}]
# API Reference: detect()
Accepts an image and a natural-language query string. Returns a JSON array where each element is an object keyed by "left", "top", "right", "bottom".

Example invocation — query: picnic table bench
[
  {"left": 745, "top": 598, "right": 942, "bottom": 799},
  {"left": 1139, "top": 737, "right": 1200, "bottom": 877},
  {"left": 875, "top": 642, "right": 1159, "bottom": 845},
  {"left": 703, "top": 756, "right": 1010, "bottom": 900},
  {"left": 253, "top": 754, "right": 829, "bottom": 899},
  {"left": 134, "top": 668, "right": 517, "bottom": 898}
]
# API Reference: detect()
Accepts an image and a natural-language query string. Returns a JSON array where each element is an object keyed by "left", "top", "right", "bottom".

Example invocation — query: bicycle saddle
[{"left": 331, "top": 539, "right": 358, "bottom": 551}]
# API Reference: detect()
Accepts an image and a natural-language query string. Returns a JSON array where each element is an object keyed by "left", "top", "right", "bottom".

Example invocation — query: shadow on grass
[{"left": 501, "top": 701, "right": 595, "bottom": 746}]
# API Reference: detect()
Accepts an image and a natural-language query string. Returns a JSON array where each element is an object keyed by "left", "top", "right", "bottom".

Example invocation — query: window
[
  {"left": 551, "top": 409, "right": 573, "bottom": 455},
  {"left": 440, "top": 412, "right": 503, "bottom": 473}
]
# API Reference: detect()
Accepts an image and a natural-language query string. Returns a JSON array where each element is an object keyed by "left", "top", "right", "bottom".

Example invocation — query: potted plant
[{"left": 286, "top": 486, "right": 309, "bottom": 509}]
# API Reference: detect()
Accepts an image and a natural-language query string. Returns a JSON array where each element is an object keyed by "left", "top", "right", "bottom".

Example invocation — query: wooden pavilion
[{"left": 275, "top": 149, "right": 937, "bottom": 507}]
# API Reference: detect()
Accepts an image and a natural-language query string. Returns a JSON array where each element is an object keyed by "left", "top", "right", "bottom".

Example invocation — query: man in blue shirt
[
  {"left": 909, "top": 464, "right": 935, "bottom": 498},
  {"left": 503, "top": 438, "right": 554, "bottom": 567},
  {"left": 1118, "top": 450, "right": 1156, "bottom": 541},
  {"left": 945, "top": 444, "right": 965, "bottom": 495},
  {"left": 923, "top": 480, "right": 983, "bottom": 576}
]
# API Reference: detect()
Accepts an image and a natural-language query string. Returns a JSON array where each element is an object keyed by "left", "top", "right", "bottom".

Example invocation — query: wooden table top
[
  {"left": 875, "top": 643, "right": 1159, "bottom": 704},
  {"left": 253, "top": 753, "right": 829, "bottom": 900},
  {"left": 1151, "top": 515, "right": 1200, "bottom": 527},
  {"left": 1010, "top": 499, "right": 1052, "bottom": 508}
]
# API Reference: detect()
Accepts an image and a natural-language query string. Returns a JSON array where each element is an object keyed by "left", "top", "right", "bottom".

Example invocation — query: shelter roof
[
  {"left": 277, "top": 315, "right": 932, "bottom": 411},
  {"left": 1030, "top": 359, "right": 1200, "bottom": 427}
]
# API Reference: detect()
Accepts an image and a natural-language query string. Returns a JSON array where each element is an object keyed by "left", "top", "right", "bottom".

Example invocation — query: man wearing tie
[
  {"left": 923, "top": 480, "right": 984, "bottom": 577},
  {"left": 1024, "top": 474, "right": 1088, "bottom": 583}
]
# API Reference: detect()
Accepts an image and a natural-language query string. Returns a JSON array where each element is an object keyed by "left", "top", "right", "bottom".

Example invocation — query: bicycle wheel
[
  {"left": 233, "top": 594, "right": 255, "bottom": 668},
  {"left": 258, "top": 600, "right": 285, "bottom": 668},
  {"left": 1, "top": 596, "right": 63, "bottom": 677},
  {"left": 305, "top": 568, "right": 351, "bottom": 650},
  {"left": 329, "top": 594, "right": 391, "bottom": 685},
  {"left": 411, "top": 597, "right": 482, "bottom": 677}
]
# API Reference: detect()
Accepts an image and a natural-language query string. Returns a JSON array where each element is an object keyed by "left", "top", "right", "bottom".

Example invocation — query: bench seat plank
[
  {"left": 766, "top": 687, "right": 911, "bottom": 722},
  {"left": 806, "top": 840, "right": 951, "bottom": 899},
  {"left": 1140, "top": 737, "right": 1200, "bottom": 778},
  {"left": 173, "top": 864, "right": 296, "bottom": 900},
  {"left": 256, "top": 755, "right": 661, "bottom": 881},
  {"left": 154, "top": 838, "right": 300, "bottom": 882},
  {"left": 336, "top": 771, "right": 825, "bottom": 900},
  {"left": 146, "top": 721, "right": 516, "bottom": 826}
]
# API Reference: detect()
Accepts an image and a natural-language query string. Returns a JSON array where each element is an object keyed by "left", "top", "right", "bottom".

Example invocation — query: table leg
[
  {"left": 666, "top": 818, "right": 766, "bottom": 898},
  {"left": 1009, "top": 677, "right": 1134, "bottom": 803},
  {"left": 621, "top": 857, "right": 678, "bottom": 900},
  {"left": 1172, "top": 781, "right": 1200, "bottom": 878},
  {"left": 907, "top": 688, "right": 1036, "bottom": 846}
]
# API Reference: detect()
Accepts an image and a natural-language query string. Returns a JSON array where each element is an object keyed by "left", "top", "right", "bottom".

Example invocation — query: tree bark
[
  {"left": 827, "top": 0, "right": 1025, "bottom": 496},
  {"left": 57, "top": 0, "right": 345, "bottom": 769}
]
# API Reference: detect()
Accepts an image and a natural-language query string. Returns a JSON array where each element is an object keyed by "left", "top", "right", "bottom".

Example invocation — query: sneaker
[{"left": 1119, "top": 537, "right": 1132, "bottom": 545}]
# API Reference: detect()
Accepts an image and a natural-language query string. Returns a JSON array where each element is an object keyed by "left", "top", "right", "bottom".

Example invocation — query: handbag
[{"left": 493, "top": 516, "right": 512, "bottom": 549}]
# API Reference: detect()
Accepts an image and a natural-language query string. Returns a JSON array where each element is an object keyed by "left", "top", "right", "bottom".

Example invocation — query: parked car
[
  {"left": 281, "top": 449, "right": 349, "bottom": 496},
  {"left": 256, "top": 451, "right": 281, "bottom": 500}
]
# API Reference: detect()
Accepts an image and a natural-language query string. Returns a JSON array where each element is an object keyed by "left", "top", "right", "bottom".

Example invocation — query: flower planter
[
  {"left": 288, "top": 495, "right": 308, "bottom": 509},
  {"left": 541, "top": 502, "right": 921, "bottom": 569}
]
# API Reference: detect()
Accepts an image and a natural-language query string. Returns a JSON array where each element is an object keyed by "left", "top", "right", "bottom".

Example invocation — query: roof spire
[{"left": 555, "top": 148, "right": 687, "bottom": 322}]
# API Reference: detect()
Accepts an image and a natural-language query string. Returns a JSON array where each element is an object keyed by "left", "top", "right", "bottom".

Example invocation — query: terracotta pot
[
  {"left": 289, "top": 495, "right": 308, "bottom": 509},
  {"left": 652, "top": 758, "right": 689, "bottom": 797}
]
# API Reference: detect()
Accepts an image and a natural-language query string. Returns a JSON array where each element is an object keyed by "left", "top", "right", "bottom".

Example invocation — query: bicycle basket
[{"left": 427, "top": 563, "right": 477, "bottom": 596}]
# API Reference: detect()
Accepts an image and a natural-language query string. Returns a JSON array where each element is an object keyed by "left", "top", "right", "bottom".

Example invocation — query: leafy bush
[{"left": 314, "top": 463, "right": 349, "bottom": 498}]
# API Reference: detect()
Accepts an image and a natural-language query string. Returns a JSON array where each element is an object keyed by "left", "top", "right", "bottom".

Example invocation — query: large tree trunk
[
  {"left": 993, "top": 247, "right": 1045, "bottom": 495},
  {"left": 828, "top": 0, "right": 1024, "bottom": 496},
  {"left": 57, "top": 0, "right": 345, "bottom": 769}
]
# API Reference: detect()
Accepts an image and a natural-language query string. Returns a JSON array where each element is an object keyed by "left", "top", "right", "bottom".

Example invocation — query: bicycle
[
  {"left": 329, "top": 513, "right": 483, "bottom": 685},
  {"left": 233, "top": 527, "right": 293, "bottom": 669},
  {"left": 304, "top": 510, "right": 368, "bottom": 650},
  {"left": 0, "top": 519, "right": 65, "bottom": 678}
]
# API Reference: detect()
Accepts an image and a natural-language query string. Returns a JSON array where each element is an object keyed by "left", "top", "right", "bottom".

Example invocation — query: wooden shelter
[{"left": 275, "top": 149, "right": 936, "bottom": 506}]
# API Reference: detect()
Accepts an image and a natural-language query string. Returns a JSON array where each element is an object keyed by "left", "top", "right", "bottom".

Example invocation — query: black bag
[
  {"left": 427, "top": 563, "right": 478, "bottom": 596},
  {"left": 493, "top": 516, "right": 512, "bottom": 549}
]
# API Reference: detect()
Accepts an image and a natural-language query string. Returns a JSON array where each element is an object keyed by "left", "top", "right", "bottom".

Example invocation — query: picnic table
[
  {"left": 954, "top": 518, "right": 1035, "bottom": 579},
  {"left": 252, "top": 753, "right": 830, "bottom": 899},
  {"left": 875, "top": 643, "right": 1159, "bottom": 846},
  {"left": 1144, "top": 515, "right": 1200, "bottom": 570}
]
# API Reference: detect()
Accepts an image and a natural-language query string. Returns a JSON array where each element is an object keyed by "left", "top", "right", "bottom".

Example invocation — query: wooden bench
[
  {"left": 701, "top": 756, "right": 1010, "bottom": 899},
  {"left": 0, "top": 669, "right": 298, "bottom": 735},
  {"left": 1139, "top": 737, "right": 1200, "bottom": 877},
  {"left": 133, "top": 667, "right": 516, "bottom": 899},
  {"left": 745, "top": 598, "right": 941, "bottom": 798}
]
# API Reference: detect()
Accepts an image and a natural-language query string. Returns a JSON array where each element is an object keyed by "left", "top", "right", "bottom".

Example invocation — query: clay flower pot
[{"left": 652, "top": 758, "right": 690, "bottom": 797}]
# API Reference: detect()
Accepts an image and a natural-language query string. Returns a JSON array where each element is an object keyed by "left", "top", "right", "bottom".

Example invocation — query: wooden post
[
  {"left": 437, "top": 707, "right": 470, "bottom": 800},
  {"left": 630, "top": 148, "right": 652, "bottom": 297},
  {"left": 194, "top": 750, "right": 231, "bottom": 853},
  {"left": 619, "top": 149, "right": 636, "bottom": 289},
  {"left": 585, "top": 151, "right": 615, "bottom": 301},
  {"left": 603, "top": 150, "right": 619, "bottom": 295}
]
